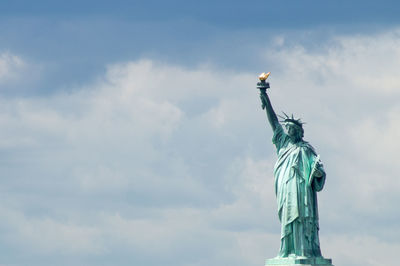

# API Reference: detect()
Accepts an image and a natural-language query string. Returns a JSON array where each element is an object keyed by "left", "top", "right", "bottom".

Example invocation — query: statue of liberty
[{"left": 257, "top": 73, "right": 332, "bottom": 265}]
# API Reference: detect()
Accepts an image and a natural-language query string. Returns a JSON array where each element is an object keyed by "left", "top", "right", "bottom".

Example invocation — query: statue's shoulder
[{"left": 299, "top": 140, "right": 317, "bottom": 155}]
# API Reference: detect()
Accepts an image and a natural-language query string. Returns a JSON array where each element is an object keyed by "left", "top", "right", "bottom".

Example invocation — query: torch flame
[{"left": 259, "top": 72, "right": 270, "bottom": 81}]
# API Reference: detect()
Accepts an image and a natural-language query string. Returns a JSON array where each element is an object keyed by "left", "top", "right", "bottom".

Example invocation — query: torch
[
  {"left": 257, "top": 72, "right": 270, "bottom": 110},
  {"left": 257, "top": 72, "right": 271, "bottom": 93}
]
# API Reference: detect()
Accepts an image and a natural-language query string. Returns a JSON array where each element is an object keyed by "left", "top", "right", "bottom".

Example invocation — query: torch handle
[{"left": 257, "top": 80, "right": 270, "bottom": 90}]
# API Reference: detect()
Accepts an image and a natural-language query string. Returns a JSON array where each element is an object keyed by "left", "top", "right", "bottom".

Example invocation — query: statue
[{"left": 257, "top": 73, "right": 333, "bottom": 265}]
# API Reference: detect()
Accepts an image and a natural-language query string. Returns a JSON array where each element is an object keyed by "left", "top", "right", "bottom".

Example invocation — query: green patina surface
[{"left": 257, "top": 78, "right": 333, "bottom": 265}]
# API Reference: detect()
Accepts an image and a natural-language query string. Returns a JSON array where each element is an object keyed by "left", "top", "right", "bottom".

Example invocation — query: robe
[{"left": 272, "top": 124, "right": 326, "bottom": 258}]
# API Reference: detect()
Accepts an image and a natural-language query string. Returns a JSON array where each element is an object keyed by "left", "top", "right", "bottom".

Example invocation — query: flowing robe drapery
[{"left": 272, "top": 125, "right": 326, "bottom": 258}]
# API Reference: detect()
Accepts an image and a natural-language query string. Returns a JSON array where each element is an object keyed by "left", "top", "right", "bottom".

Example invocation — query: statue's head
[{"left": 280, "top": 112, "right": 304, "bottom": 142}]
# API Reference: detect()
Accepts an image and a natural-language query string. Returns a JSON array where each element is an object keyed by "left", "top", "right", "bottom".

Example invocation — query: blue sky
[
  {"left": 0, "top": 1, "right": 400, "bottom": 266},
  {"left": 2, "top": 0, "right": 400, "bottom": 95}
]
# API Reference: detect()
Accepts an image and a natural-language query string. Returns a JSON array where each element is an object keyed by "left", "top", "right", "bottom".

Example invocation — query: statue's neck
[{"left": 289, "top": 136, "right": 302, "bottom": 144}]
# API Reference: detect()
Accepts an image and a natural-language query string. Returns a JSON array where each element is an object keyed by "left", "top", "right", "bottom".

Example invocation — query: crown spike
[{"left": 278, "top": 114, "right": 286, "bottom": 120}]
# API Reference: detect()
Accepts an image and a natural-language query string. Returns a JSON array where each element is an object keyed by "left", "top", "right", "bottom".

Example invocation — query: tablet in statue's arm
[{"left": 309, "top": 155, "right": 326, "bottom": 192}]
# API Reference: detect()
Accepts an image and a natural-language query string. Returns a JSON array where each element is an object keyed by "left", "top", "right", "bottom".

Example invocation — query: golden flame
[{"left": 259, "top": 72, "right": 270, "bottom": 81}]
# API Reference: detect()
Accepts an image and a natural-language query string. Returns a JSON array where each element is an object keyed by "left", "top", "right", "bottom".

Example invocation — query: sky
[{"left": 0, "top": 1, "right": 400, "bottom": 266}]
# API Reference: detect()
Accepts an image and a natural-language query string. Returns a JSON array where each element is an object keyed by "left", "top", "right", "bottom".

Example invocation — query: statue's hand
[{"left": 314, "top": 169, "right": 324, "bottom": 178}]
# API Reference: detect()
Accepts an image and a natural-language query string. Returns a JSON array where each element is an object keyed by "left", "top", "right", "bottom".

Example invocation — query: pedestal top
[{"left": 265, "top": 257, "right": 333, "bottom": 266}]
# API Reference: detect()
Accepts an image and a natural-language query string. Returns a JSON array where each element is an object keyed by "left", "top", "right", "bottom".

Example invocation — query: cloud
[
  {"left": 0, "top": 52, "right": 42, "bottom": 96},
  {"left": 0, "top": 28, "right": 400, "bottom": 266},
  {"left": 324, "top": 234, "right": 400, "bottom": 266},
  {"left": 0, "top": 52, "right": 26, "bottom": 82},
  {"left": 0, "top": 206, "right": 103, "bottom": 255}
]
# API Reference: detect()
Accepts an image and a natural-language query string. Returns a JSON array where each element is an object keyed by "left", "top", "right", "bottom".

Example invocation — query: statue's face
[
  {"left": 286, "top": 124, "right": 297, "bottom": 137},
  {"left": 285, "top": 124, "right": 302, "bottom": 142}
]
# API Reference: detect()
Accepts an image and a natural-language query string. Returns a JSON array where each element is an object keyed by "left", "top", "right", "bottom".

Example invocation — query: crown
[{"left": 278, "top": 112, "right": 305, "bottom": 128}]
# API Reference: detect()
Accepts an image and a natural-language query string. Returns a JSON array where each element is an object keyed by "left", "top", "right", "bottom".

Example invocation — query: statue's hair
[{"left": 278, "top": 112, "right": 305, "bottom": 138}]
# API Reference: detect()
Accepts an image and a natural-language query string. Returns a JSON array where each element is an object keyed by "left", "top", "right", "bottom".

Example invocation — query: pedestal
[{"left": 265, "top": 257, "right": 333, "bottom": 266}]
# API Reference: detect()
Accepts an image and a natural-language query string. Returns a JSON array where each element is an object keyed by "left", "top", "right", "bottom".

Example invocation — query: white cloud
[
  {"left": 0, "top": 52, "right": 26, "bottom": 83},
  {"left": 266, "top": 29, "right": 400, "bottom": 95},
  {"left": 324, "top": 234, "right": 400, "bottom": 266},
  {"left": 0, "top": 206, "right": 103, "bottom": 255}
]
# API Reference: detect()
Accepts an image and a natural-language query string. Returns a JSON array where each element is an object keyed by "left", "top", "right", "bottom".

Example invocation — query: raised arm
[{"left": 260, "top": 91, "right": 280, "bottom": 132}]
